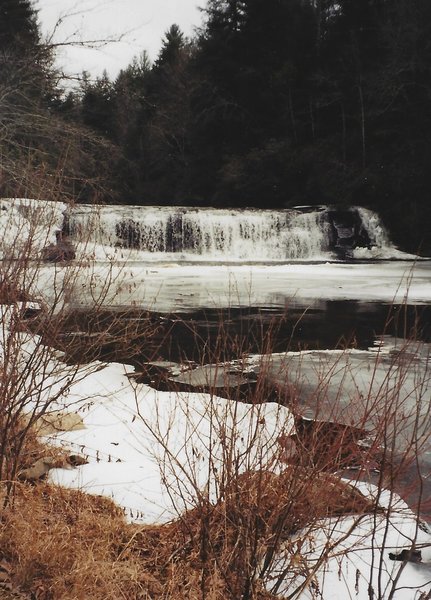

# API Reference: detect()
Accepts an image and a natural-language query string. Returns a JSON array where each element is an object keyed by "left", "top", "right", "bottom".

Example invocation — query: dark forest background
[{"left": 1, "top": 0, "right": 431, "bottom": 253}]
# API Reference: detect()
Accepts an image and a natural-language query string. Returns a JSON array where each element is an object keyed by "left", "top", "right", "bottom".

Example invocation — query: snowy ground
[
  {"left": 1, "top": 305, "right": 429, "bottom": 598},
  {"left": 268, "top": 486, "right": 431, "bottom": 599},
  {"left": 18, "top": 334, "right": 431, "bottom": 598},
  {"left": 1, "top": 199, "right": 431, "bottom": 597},
  {"left": 47, "top": 361, "right": 293, "bottom": 523}
]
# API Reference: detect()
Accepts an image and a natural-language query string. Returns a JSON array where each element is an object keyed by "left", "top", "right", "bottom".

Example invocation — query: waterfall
[
  {"left": 355, "top": 207, "right": 391, "bottom": 248},
  {"left": 66, "top": 204, "right": 396, "bottom": 263}
]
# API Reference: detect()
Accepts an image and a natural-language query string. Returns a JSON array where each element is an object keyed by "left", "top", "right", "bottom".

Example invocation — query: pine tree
[
  {"left": 154, "top": 24, "right": 185, "bottom": 70},
  {"left": 188, "top": 0, "right": 318, "bottom": 204},
  {"left": 0, "top": 0, "right": 39, "bottom": 51},
  {"left": 136, "top": 27, "right": 194, "bottom": 202},
  {"left": 0, "top": 0, "right": 54, "bottom": 104},
  {"left": 81, "top": 71, "right": 115, "bottom": 138}
]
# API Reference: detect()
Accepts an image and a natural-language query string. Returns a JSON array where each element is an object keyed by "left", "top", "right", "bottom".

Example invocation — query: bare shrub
[
  {"left": 0, "top": 195, "right": 429, "bottom": 599},
  {"left": 130, "top": 305, "right": 431, "bottom": 599}
]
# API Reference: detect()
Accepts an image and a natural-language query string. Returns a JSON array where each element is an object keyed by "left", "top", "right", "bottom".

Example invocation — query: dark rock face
[
  {"left": 327, "top": 208, "right": 372, "bottom": 258},
  {"left": 41, "top": 232, "right": 75, "bottom": 262},
  {"left": 115, "top": 219, "right": 142, "bottom": 250},
  {"left": 67, "top": 204, "right": 394, "bottom": 260},
  {"left": 389, "top": 549, "right": 422, "bottom": 563},
  {"left": 114, "top": 212, "right": 202, "bottom": 253}
]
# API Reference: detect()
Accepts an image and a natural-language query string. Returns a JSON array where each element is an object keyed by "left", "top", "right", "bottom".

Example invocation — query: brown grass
[
  {"left": 0, "top": 484, "right": 158, "bottom": 599},
  {"left": 0, "top": 465, "right": 376, "bottom": 600}
]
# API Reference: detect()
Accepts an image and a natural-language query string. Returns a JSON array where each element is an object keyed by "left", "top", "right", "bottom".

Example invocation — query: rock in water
[
  {"left": 389, "top": 549, "right": 422, "bottom": 563},
  {"left": 41, "top": 232, "right": 75, "bottom": 262}
]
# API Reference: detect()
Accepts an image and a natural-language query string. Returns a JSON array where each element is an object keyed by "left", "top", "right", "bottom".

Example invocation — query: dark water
[
  {"left": 42, "top": 299, "right": 431, "bottom": 366},
  {"left": 33, "top": 298, "right": 431, "bottom": 519},
  {"left": 149, "top": 301, "right": 431, "bottom": 364}
]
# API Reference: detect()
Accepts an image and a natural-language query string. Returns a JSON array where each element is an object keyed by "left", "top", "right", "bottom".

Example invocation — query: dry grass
[
  {"left": 0, "top": 277, "right": 30, "bottom": 305},
  {"left": 0, "top": 194, "right": 428, "bottom": 598},
  {"left": 0, "top": 464, "right": 376, "bottom": 600},
  {"left": 0, "top": 483, "right": 158, "bottom": 600}
]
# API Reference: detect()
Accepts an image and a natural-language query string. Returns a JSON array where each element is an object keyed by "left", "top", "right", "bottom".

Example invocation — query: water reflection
[{"left": 156, "top": 301, "right": 431, "bottom": 363}]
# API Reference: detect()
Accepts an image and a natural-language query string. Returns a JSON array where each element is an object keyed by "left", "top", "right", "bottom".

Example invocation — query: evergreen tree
[
  {"left": 154, "top": 24, "right": 185, "bottom": 70},
  {"left": 189, "top": 0, "right": 317, "bottom": 204},
  {"left": 0, "top": 0, "right": 53, "bottom": 100},
  {"left": 114, "top": 52, "right": 152, "bottom": 146},
  {"left": 111, "top": 27, "right": 195, "bottom": 202},
  {"left": 0, "top": 0, "right": 51, "bottom": 195},
  {"left": 111, "top": 52, "right": 153, "bottom": 198},
  {"left": 0, "top": 0, "right": 39, "bottom": 51},
  {"left": 81, "top": 70, "right": 115, "bottom": 138}
]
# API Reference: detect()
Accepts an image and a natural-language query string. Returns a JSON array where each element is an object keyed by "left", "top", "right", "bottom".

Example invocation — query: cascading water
[
  {"left": 66, "top": 204, "right": 398, "bottom": 263},
  {"left": 355, "top": 207, "right": 391, "bottom": 248}
]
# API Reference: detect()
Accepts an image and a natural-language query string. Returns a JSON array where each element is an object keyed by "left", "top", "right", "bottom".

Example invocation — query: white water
[
  {"left": 0, "top": 199, "right": 414, "bottom": 264},
  {"left": 67, "top": 204, "right": 401, "bottom": 263},
  {"left": 356, "top": 206, "right": 391, "bottom": 247},
  {"left": 0, "top": 201, "right": 428, "bottom": 600}
]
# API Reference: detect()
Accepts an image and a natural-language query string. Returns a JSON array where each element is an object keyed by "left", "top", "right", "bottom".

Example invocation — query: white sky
[{"left": 36, "top": 0, "right": 203, "bottom": 81}]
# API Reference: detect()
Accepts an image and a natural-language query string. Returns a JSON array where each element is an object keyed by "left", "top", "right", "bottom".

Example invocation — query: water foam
[{"left": 67, "top": 205, "right": 398, "bottom": 263}]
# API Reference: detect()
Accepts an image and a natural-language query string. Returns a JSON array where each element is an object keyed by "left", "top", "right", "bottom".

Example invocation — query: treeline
[
  {"left": 1, "top": 0, "right": 431, "bottom": 252},
  {"left": 0, "top": 0, "right": 117, "bottom": 200}
]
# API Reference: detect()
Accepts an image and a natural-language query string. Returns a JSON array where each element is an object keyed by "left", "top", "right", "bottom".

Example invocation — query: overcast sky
[{"left": 36, "top": 0, "right": 203, "bottom": 80}]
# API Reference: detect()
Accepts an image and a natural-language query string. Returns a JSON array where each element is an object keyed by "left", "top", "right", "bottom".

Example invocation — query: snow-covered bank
[
  {"left": 1, "top": 298, "right": 430, "bottom": 598},
  {"left": 1, "top": 196, "right": 431, "bottom": 598},
  {"left": 269, "top": 484, "right": 431, "bottom": 599},
  {"left": 46, "top": 360, "right": 293, "bottom": 523},
  {"left": 3, "top": 300, "right": 431, "bottom": 600},
  {"left": 4, "top": 323, "right": 429, "bottom": 599}
]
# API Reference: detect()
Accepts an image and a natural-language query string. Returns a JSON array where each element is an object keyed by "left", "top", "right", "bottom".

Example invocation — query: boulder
[
  {"left": 41, "top": 232, "right": 75, "bottom": 262},
  {"left": 18, "top": 457, "right": 54, "bottom": 482},
  {"left": 389, "top": 549, "right": 422, "bottom": 563}
]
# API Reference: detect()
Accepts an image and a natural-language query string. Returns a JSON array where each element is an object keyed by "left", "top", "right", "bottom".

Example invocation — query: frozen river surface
[
  {"left": 33, "top": 259, "right": 431, "bottom": 314},
  {"left": 2, "top": 200, "right": 431, "bottom": 598}
]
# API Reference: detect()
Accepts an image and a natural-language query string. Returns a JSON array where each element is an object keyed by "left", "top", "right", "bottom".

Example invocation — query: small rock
[
  {"left": 41, "top": 232, "right": 75, "bottom": 262},
  {"left": 389, "top": 549, "right": 422, "bottom": 563},
  {"left": 18, "top": 457, "right": 54, "bottom": 482},
  {"left": 66, "top": 454, "right": 88, "bottom": 467}
]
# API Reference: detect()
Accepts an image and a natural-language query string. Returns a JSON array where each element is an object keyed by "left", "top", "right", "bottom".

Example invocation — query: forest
[
  {"left": 1, "top": 3, "right": 431, "bottom": 598},
  {"left": 1, "top": 0, "right": 431, "bottom": 253}
]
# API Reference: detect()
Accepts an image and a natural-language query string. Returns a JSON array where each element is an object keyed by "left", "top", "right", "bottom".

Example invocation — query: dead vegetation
[
  {"left": 0, "top": 464, "right": 376, "bottom": 600},
  {"left": 0, "top": 277, "right": 30, "bottom": 305},
  {"left": 0, "top": 302, "right": 428, "bottom": 598},
  {"left": 0, "top": 196, "right": 429, "bottom": 598}
]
